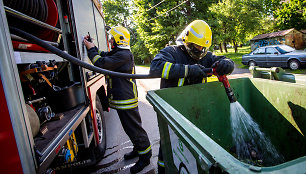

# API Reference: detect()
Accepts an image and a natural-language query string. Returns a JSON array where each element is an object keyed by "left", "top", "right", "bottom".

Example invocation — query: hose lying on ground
[{"left": 9, "top": 27, "right": 158, "bottom": 79}]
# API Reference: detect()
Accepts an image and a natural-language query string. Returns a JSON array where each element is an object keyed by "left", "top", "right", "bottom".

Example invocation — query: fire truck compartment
[{"left": 1, "top": 0, "right": 109, "bottom": 173}]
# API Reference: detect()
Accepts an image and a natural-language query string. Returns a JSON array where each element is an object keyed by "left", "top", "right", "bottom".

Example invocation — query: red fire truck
[{"left": 0, "top": 0, "right": 110, "bottom": 173}]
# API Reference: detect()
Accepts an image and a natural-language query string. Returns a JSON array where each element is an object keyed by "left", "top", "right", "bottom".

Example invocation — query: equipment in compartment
[
  {"left": 58, "top": 148, "right": 72, "bottom": 163},
  {"left": 20, "top": 60, "right": 85, "bottom": 114},
  {"left": 46, "top": 81, "right": 85, "bottom": 112},
  {"left": 66, "top": 132, "right": 78, "bottom": 162},
  {"left": 20, "top": 61, "right": 58, "bottom": 125},
  {"left": 27, "top": 97, "right": 55, "bottom": 124},
  {"left": 19, "top": 61, "right": 58, "bottom": 95},
  {"left": 19, "top": 60, "right": 58, "bottom": 84},
  {"left": 25, "top": 104, "right": 40, "bottom": 137},
  {"left": 37, "top": 106, "right": 55, "bottom": 122},
  {"left": 4, "top": 0, "right": 60, "bottom": 52},
  {"left": 53, "top": 132, "right": 78, "bottom": 164}
]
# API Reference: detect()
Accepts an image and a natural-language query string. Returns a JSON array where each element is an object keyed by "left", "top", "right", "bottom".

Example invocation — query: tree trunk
[
  {"left": 233, "top": 40, "right": 238, "bottom": 53},
  {"left": 218, "top": 43, "right": 223, "bottom": 53},
  {"left": 223, "top": 42, "right": 228, "bottom": 53}
]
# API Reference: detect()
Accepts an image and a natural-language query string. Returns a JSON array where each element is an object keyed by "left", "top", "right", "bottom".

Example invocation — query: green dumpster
[{"left": 146, "top": 77, "right": 306, "bottom": 173}]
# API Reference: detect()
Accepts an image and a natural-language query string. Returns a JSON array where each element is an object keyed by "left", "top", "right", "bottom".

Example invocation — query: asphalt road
[
  {"left": 92, "top": 65, "right": 251, "bottom": 174},
  {"left": 92, "top": 67, "right": 160, "bottom": 174}
]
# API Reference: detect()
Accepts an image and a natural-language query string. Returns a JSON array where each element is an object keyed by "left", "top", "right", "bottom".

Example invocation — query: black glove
[
  {"left": 214, "top": 59, "right": 234, "bottom": 75},
  {"left": 188, "top": 64, "right": 206, "bottom": 78}
]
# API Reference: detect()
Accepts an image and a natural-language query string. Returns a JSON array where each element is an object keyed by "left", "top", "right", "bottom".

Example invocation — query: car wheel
[
  {"left": 94, "top": 96, "right": 106, "bottom": 161},
  {"left": 248, "top": 61, "right": 256, "bottom": 67},
  {"left": 288, "top": 59, "right": 300, "bottom": 70}
]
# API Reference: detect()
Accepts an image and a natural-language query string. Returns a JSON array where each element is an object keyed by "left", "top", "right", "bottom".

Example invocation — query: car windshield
[{"left": 275, "top": 45, "right": 295, "bottom": 54}]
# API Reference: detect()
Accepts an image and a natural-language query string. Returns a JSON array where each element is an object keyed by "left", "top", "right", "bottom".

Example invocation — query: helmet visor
[{"left": 186, "top": 43, "right": 208, "bottom": 60}]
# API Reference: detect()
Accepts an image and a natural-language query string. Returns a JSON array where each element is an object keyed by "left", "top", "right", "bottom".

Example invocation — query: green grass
[
  {"left": 285, "top": 69, "right": 306, "bottom": 74},
  {"left": 213, "top": 46, "right": 306, "bottom": 74},
  {"left": 213, "top": 46, "right": 251, "bottom": 69},
  {"left": 136, "top": 64, "right": 150, "bottom": 68}
]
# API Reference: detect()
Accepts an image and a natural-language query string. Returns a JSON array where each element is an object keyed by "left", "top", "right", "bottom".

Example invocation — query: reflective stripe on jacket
[
  {"left": 87, "top": 47, "right": 138, "bottom": 110},
  {"left": 150, "top": 45, "right": 225, "bottom": 88}
]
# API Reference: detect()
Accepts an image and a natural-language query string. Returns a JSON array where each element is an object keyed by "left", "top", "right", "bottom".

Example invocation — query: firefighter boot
[
  {"left": 124, "top": 149, "right": 138, "bottom": 160},
  {"left": 130, "top": 150, "right": 152, "bottom": 174},
  {"left": 158, "top": 166, "right": 165, "bottom": 174}
]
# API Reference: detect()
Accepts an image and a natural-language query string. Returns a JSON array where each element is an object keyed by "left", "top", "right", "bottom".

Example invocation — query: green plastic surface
[{"left": 147, "top": 78, "right": 306, "bottom": 173}]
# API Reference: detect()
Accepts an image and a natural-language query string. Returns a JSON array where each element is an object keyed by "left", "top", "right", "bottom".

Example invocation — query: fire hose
[{"left": 9, "top": 27, "right": 237, "bottom": 102}]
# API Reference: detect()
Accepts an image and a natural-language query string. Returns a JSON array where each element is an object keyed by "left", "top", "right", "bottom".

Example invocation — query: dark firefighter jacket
[
  {"left": 150, "top": 45, "right": 226, "bottom": 88},
  {"left": 87, "top": 47, "right": 138, "bottom": 110}
]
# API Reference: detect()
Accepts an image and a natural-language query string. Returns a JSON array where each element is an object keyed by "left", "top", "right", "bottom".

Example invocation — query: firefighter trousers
[{"left": 116, "top": 107, "right": 150, "bottom": 151}]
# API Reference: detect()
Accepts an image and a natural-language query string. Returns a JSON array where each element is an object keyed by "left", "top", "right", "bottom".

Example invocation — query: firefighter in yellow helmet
[
  {"left": 150, "top": 20, "right": 234, "bottom": 173},
  {"left": 181, "top": 19, "right": 212, "bottom": 59},
  {"left": 84, "top": 26, "right": 152, "bottom": 174},
  {"left": 109, "top": 26, "right": 131, "bottom": 49}
]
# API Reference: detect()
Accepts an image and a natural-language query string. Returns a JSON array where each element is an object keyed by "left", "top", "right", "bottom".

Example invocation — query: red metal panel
[
  {"left": 0, "top": 77, "right": 23, "bottom": 173},
  {"left": 87, "top": 77, "right": 105, "bottom": 144}
]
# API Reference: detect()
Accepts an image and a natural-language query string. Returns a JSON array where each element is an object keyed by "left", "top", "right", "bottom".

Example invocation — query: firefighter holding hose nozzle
[{"left": 149, "top": 20, "right": 235, "bottom": 173}]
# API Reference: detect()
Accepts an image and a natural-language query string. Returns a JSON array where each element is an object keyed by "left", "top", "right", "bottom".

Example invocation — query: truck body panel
[{"left": 0, "top": 0, "right": 110, "bottom": 173}]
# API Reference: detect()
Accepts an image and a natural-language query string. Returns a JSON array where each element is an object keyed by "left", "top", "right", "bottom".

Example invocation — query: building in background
[{"left": 250, "top": 28, "right": 305, "bottom": 50}]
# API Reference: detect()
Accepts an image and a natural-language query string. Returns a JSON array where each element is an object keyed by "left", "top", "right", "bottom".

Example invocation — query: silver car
[{"left": 242, "top": 45, "right": 306, "bottom": 70}]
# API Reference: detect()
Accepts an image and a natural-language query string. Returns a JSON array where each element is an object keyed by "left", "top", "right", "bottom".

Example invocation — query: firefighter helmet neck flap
[
  {"left": 182, "top": 20, "right": 212, "bottom": 60},
  {"left": 109, "top": 26, "right": 130, "bottom": 49}
]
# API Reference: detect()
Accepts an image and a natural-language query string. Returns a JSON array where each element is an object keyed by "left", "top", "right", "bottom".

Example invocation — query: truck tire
[{"left": 94, "top": 96, "right": 106, "bottom": 161}]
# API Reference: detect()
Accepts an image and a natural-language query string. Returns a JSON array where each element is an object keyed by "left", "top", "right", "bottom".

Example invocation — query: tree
[
  {"left": 209, "top": 0, "right": 266, "bottom": 53},
  {"left": 100, "top": 0, "right": 149, "bottom": 63},
  {"left": 274, "top": 0, "right": 306, "bottom": 30},
  {"left": 101, "top": 0, "right": 284, "bottom": 62},
  {"left": 262, "top": 0, "right": 282, "bottom": 16},
  {"left": 133, "top": 0, "right": 217, "bottom": 61},
  {"left": 101, "top": 0, "right": 130, "bottom": 27}
]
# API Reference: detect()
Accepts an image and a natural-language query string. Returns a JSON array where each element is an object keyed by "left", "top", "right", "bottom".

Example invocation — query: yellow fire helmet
[
  {"left": 109, "top": 26, "right": 130, "bottom": 49},
  {"left": 181, "top": 20, "right": 212, "bottom": 60}
]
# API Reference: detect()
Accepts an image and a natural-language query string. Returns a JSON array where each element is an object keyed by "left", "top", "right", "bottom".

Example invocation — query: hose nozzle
[
  {"left": 216, "top": 74, "right": 237, "bottom": 103},
  {"left": 225, "top": 87, "right": 237, "bottom": 103}
]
